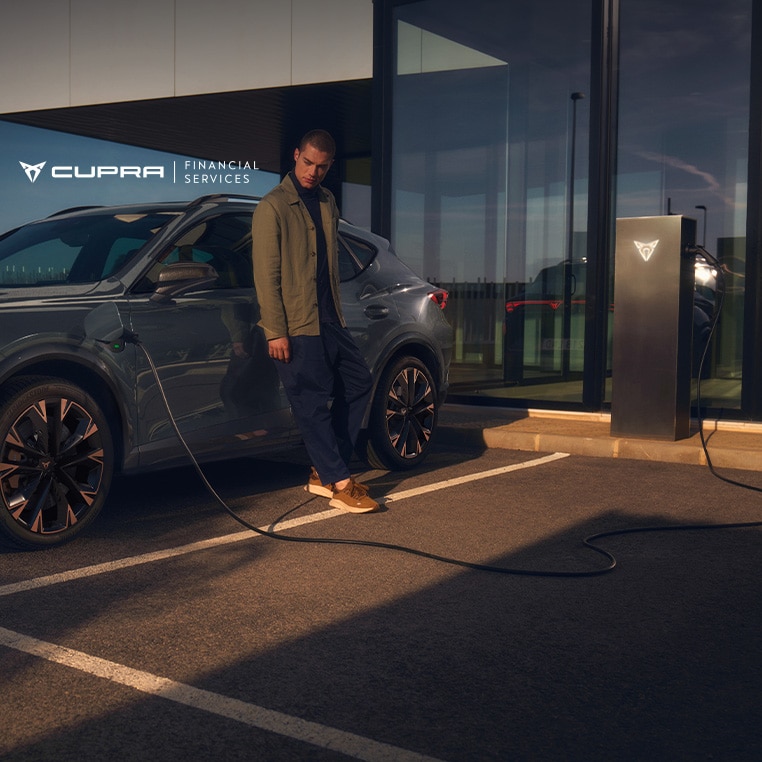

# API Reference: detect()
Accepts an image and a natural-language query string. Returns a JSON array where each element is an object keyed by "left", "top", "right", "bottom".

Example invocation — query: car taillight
[{"left": 428, "top": 288, "right": 448, "bottom": 309}]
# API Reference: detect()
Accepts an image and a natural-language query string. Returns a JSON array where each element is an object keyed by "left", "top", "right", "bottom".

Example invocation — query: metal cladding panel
[
  {"left": 0, "top": 0, "right": 372, "bottom": 113},
  {"left": 611, "top": 215, "right": 697, "bottom": 440}
]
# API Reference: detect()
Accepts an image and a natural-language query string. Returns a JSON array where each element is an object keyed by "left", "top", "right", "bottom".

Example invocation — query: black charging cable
[
  {"left": 131, "top": 333, "right": 621, "bottom": 576},
  {"left": 690, "top": 243, "right": 762, "bottom": 495},
  {"left": 129, "top": 257, "right": 762, "bottom": 579}
]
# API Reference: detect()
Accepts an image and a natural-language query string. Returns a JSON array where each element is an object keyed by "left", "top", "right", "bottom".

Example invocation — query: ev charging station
[{"left": 610, "top": 215, "right": 697, "bottom": 440}]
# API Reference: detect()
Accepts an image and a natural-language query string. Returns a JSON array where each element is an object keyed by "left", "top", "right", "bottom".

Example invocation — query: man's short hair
[{"left": 299, "top": 129, "right": 336, "bottom": 157}]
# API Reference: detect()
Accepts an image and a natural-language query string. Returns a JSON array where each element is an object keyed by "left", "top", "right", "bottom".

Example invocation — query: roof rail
[
  {"left": 186, "top": 193, "right": 261, "bottom": 210},
  {"left": 46, "top": 205, "right": 104, "bottom": 218},
  {"left": 44, "top": 195, "right": 262, "bottom": 219}
]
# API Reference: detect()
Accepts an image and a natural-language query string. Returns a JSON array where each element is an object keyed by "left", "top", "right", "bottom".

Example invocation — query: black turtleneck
[{"left": 290, "top": 172, "right": 340, "bottom": 324}]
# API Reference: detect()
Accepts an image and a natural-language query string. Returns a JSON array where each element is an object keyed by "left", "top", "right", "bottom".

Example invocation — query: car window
[
  {"left": 135, "top": 213, "right": 253, "bottom": 292},
  {"left": 524, "top": 262, "right": 586, "bottom": 299},
  {"left": 0, "top": 238, "right": 80, "bottom": 285},
  {"left": 0, "top": 212, "right": 177, "bottom": 286},
  {"left": 100, "top": 237, "right": 151, "bottom": 277},
  {"left": 338, "top": 234, "right": 377, "bottom": 282}
]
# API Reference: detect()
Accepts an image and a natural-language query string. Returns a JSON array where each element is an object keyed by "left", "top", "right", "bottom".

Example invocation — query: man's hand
[{"left": 268, "top": 337, "right": 291, "bottom": 363}]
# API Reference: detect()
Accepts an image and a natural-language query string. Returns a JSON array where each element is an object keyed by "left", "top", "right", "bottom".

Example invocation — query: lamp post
[
  {"left": 695, "top": 204, "right": 707, "bottom": 247},
  {"left": 568, "top": 92, "right": 586, "bottom": 263},
  {"left": 563, "top": 91, "right": 586, "bottom": 379}
]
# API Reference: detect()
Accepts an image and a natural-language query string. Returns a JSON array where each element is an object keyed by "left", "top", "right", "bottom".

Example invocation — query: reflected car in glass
[
  {"left": 0, "top": 195, "right": 451, "bottom": 549},
  {"left": 503, "top": 256, "right": 717, "bottom": 383}
]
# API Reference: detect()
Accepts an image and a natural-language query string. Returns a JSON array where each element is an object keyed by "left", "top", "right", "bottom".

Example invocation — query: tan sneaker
[
  {"left": 329, "top": 479, "right": 379, "bottom": 513},
  {"left": 306, "top": 467, "right": 369, "bottom": 499},
  {"left": 306, "top": 467, "right": 333, "bottom": 498}
]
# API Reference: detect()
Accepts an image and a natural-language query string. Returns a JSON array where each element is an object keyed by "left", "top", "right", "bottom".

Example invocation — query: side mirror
[{"left": 151, "top": 262, "right": 218, "bottom": 304}]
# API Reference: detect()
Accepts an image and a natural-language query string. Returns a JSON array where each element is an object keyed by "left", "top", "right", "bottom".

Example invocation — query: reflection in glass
[
  {"left": 616, "top": 0, "right": 751, "bottom": 411},
  {"left": 391, "top": 0, "right": 753, "bottom": 411},
  {"left": 392, "top": 0, "right": 591, "bottom": 404}
]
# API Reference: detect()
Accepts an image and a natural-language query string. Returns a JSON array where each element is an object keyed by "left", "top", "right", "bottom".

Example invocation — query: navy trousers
[{"left": 274, "top": 323, "right": 373, "bottom": 485}]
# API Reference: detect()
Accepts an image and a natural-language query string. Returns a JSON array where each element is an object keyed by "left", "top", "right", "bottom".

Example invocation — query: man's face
[{"left": 293, "top": 143, "right": 333, "bottom": 190}]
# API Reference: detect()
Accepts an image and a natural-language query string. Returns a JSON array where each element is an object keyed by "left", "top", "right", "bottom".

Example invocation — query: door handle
[{"left": 364, "top": 304, "right": 389, "bottom": 320}]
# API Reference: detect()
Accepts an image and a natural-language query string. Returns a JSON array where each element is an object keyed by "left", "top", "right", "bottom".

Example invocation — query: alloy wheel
[
  {"left": 385, "top": 364, "right": 436, "bottom": 460},
  {"left": 0, "top": 382, "right": 111, "bottom": 546}
]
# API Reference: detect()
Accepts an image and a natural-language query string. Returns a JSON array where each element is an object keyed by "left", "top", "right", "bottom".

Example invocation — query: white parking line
[
  {"left": 384, "top": 452, "right": 569, "bottom": 502},
  {"left": 0, "top": 452, "right": 569, "bottom": 760},
  {"left": 0, "top": 509, "right": 345, "bottom": 598},
  {"left": 0, "top": 452, "right": 568, "bottom": 599},
  {"left": 0, "top": 626, "right": 444, "bottom": 762}
]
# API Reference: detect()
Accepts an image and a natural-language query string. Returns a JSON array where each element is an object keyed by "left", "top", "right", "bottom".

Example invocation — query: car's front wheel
[
  {"left": 365, "top": 356, "right": 439, "bottom": 470},
  {"left": 0, "top": 377, "right": 114, "bottom": 549}
]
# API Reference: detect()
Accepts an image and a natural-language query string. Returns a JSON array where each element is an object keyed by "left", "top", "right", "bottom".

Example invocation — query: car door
[
  {"left": 337, "top": 232, "right": 400, "bottom": 366},
  {"left": 126, "top": 212, "right": 293, "bottom": 463}
]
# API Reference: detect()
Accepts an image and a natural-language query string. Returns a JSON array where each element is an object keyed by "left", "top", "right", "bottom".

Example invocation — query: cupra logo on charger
[
  {"left": 19, "top": 160, "right": 165, "bottom": 182},
  {"left": 634, "top": 239, "right": 660, "bottom": 262}
]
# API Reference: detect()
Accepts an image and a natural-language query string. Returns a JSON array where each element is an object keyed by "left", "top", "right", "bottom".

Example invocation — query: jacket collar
[{"left": 280, "top": 172, "right": 328, "bottom": 205}]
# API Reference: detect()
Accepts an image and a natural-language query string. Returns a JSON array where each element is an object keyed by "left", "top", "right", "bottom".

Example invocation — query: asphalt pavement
[{"left": 1, "top": 406, "right": 761, "bottom": 761}]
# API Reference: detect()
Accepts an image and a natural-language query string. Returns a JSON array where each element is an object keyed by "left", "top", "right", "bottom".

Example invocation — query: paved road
[{"left": 1, "top": 441, "right": 761, "bottom": 761}]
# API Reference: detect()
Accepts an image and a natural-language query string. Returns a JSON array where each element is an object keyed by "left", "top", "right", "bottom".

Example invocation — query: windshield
[{"left": 0, "top": 212, "right": 179, "bottom": 286}]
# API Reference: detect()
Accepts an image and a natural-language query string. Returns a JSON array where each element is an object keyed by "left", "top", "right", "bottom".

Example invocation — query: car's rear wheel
[
  {"left": 365, "top": 356, "right": 439, "bottom": 470},
  {"left": 0, "top": 377, "right": 114, "bottom": 549}
]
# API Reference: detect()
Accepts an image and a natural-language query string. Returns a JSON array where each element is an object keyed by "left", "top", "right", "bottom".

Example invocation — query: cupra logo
[
  {"left": 19, "top": 161, "right": 46, "bottom": 183},
  {"left": 634, "top": 239, "right": 659, "bottom": 262},
  {"left": 18, "top": 160, "right": 165, "bottom": 182}
]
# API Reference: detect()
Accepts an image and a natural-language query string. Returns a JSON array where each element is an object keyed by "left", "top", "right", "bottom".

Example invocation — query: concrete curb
[{"left": 438, "top": 405, "right": 762, "bottom": 472}]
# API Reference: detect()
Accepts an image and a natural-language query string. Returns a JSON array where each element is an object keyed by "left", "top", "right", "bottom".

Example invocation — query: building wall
[{"left": 0, "top": 0, "right": 373, "bottom": 113}]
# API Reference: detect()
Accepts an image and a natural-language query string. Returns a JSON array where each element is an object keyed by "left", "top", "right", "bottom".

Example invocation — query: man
[{"left": 252, "top": 129, "right": 379, "bottom": 513}]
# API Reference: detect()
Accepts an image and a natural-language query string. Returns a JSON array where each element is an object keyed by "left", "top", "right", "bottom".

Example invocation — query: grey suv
[{"left": 0, "top": 195, "right": 451, "bottom": 549}]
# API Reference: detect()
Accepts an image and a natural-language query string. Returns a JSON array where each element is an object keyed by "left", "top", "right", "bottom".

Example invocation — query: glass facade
[
  {"left": 384, "top": 0, "right": 756, "bottom": 416},
  {"left": 391, "top": 0, "right": 592, "bottom": 404},
  {"left": 616, "top": 0, "right": 751, "bottom": 410}
]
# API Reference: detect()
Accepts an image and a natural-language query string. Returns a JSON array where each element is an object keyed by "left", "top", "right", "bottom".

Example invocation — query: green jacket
[{"left": 251, "top": 175, "right": 345, "bottom": 340}]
